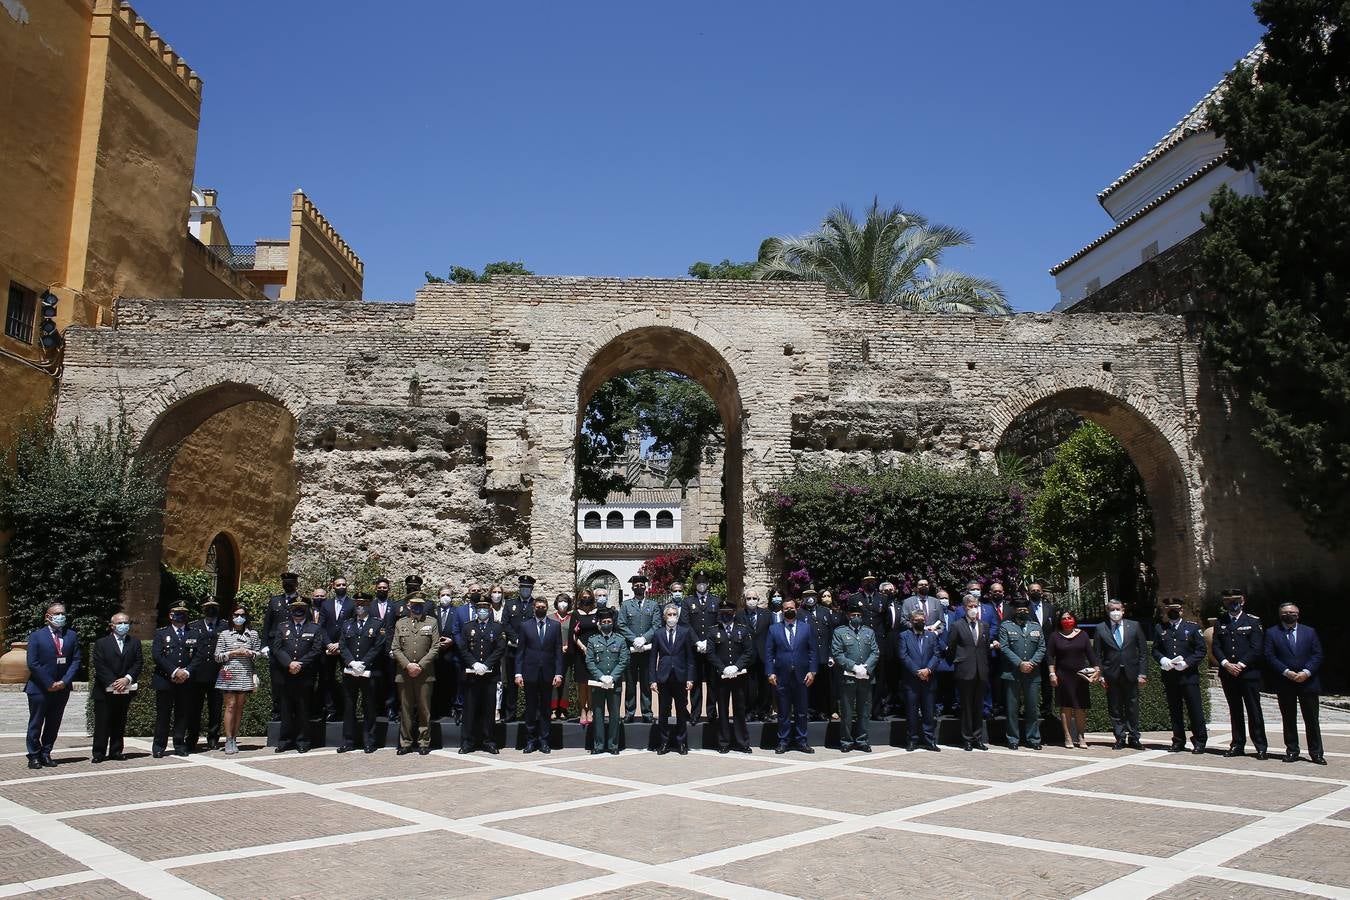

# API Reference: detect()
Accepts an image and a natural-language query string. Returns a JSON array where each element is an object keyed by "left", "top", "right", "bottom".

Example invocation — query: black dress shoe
[
  {"left": 1192, "top": 745, "right": 1206, "bottom": 754},
  {"left": 418, "top": 747, "right": 431, "bottom": 755},
  {"left": 733, "top": 746, "right": 752, "bottom": 754},
  {"left": 110, "top": 753, "right": 126, "bottom": 761},
  {"left": 487, "top": 745, "right": 500, "bottom": 755},
  {"left": 336, "top": 745, "right": 356, "bottom": 753},
  {"left": 1007, "top": 743, "right": 1019, "bottom": 751},
  {"left": 839, "top": 744, "right": 853, "bottom": 753},
  {"left": 775, "top": 744, "right": 788, "bottom": 754},
  {"left": 923, "top": 742, "right": 941, "bottom": 752},
  {"left": 657, "top": 745, "right": 670, "bottom": 755},
  {"left": 1168, "top": 743, "right": 1185, "bottom": 753},
  {"left": 974, "top": 742, "right": 989, "bottom": 751},
  {"left": 396, "top": 746, "right": 413, "bottom": 755},
  {"left": 459, "top": 747, "right": 474, "bottom": 755},
  {"left": 27, "top": 758, "right": 42, "bottom": 769},
  {"left": 796, "top": 745, "right": 814, "bottom": 754},
  {"left": 1127, "top": 739, "right": 1145, "bottom": 751},
  {"left": 1283, "top": 751, "right": 1300, "bottom": 763},
  {"left": 963, "top": 741, "right": 973, "bottom": 751},
  {"left": 906, "top": 743, "right": 917, "bottom": 752},
  {"left": 717, "top": 747, "right": 729, "bottom": 754},
  {"left": 1027, "top": 742, "right": 1042, "bottom": 751},
  {"left": 539, "top": 744, "right": 551, "bottom": 754},
  {"left": 1255, "top": 750, "right": 1269, "bottom": 761},
  {"left": 1112, "top": 740, "right": 1126, "bottom": 751},
  {"left": 591, "top": 748, "right": 602, "bottom": 755},
  {"left": 174, "top": 749, "right": 189, "bottom": 758},
  {"left": 677, "top": 745, "right": 689, "bottom": 755},
  {"left": 297, "top": 746, "right": 310, "bottom": 754},
  {"left": 608, "top": 748, "right": 619, "bottom": 755},
  {"left": 856, "top": 743, "right": 872, "bottom": 753},
  {"left": 1311, "top": 755, "right": 1327, "bottom": 765},
  {"left": 91, "top": 755, "right": 106, "bottom": 764},
  {"left": 523, "top": 742, "right": 538, "bottom": 754},
  {"left": 1224, "top": 747, "right": 1246, "bottom": 758},
  {"left": 641, "top": 715, "right": 653, "bottom": 724},
  {"left": 364, "top": 746, "right": 377, "bottom": 753},
  {"left": 623, "top": 715, "right": 635, "bottom": 724}
]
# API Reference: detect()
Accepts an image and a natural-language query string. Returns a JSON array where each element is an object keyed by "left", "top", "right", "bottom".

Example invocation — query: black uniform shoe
[
  {"left": 272, "top": 746, "right": 288, "bottom": 754},
  {"left": 459, "top": 747, "right": 474, "bottom": 755},
  {"left": 27, "top": 758, "right": 42, "bottom": 769},
  {"left": 1191, "top": 744, "right": 1206, "bottom": 754},
  {"left": 396, "top": 746, "right": 413, "bottom": 755},
  {"left": 856, "top": 743, "right": 872, "bottom": 753},
  {"left": 1311, "top": 755, "right": 1327, "bottom": 765},
  {"left": 608, "top": 748, "right": 620, "bottom": 755},
  {"left": 539, "top": 744, "right": 551, "bottom": 754},
  {"left": 91, "top": 755, "right": 106, "bottom": 764},
  {"left": 796, "top": 744, "right": 814, "bottom": 754},
  {"left": 336, "top": 745, "right": 356, "bottom": 753},
  {"left": 523, "top": 742, "right": 538, "bottom": 754},
  {"left": 775, "top": 744, "right": 788, "bottom": 754},
  {"left": 963, "top": 741, "right": 973, "bottom": 751},
  {"left": 1127, "top": 739, "right": 1145, "bottom": 751},
  {"left": 717, "top": 747, "right": 729, "bottom": 754},
  {"left": 297, "top": 746, "right": 310, "bottom": 754},
  {"left": 676, "top": 745, "right": 689, "bottom": 755},
  {"left": 906, "top": 742, "right": 917, "bottom": 752},
  {"left": 733, "top": 746, "right": 752, "bottom": 754},
  {"left": 1283, "top": 751, "right": 1301, "bottom": 762},
  {"left": 1168, "top": 743, "right": 1185, "bottom": 752},
  {"left": 623, "top": 715, "right": 636, "bottom": 724},
  {"left": 418, "top": 746, "right": 431, "bottom": 755},
  {"left": 973, "top": 742, "right": 989, "bottom": 751},
  {"left": 642, "top": 715, "right": 653, "bottom": 724},
  {"left": 110, "top": 753, "right": 126, "bottom": 761},
  {"left": 1027, "top": 742, "right": 1042, "bottom": 751},
  {"left": 1254, "top": 750, "right": 1269, "bottom": 760},
  {"left": 590, "top": 748, "right": 602, "bottom": 755},
  {"left": 1112, "top": 740, "right": 1126, "bottom": 751},
  {"left": 173, "top": 749, "right": 189, "bottom": 758},
  {"left": 1007, "top": 743, "right": 1019, "bottom": 751},
  {"left": 923, "top": 742, "right": 941, "bottom": 752},
  {"left": 1224, "top": 746, "right": 1246, "bottom": 758},
  {"left": 364, "top": 746, "right": 377, "bottom": 753},
  {"left": 839, "top": 743, "right": 854, "bottom": 753},
  {"left": 486, "top": 745, "right": 500, "bottom": 754}
]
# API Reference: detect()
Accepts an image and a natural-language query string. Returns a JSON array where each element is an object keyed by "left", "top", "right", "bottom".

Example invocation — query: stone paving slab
[
  {"left": 0, "top": 751, "right": 176, "bottom": 783},
  {"left": 1053, "top": 764, "right": 1341, "bottom": 811},
  {"left": 21, "top": 879, "right": 146, "bottom": 899},
  {"left": 1154, "top": 875, "right": 1319, "bottom": 899},
  {"left": 846, "top": 747, "right": 1087, "bottom": 782},
  {"left": 551, "top": 749, "right": 785, "bottom": 785},
  {"left": 1225, "top": 823, "right": 1350, "bottom": 889},
  {"left": 172, "top": 828, "right": 605, "bottom": 899},
  {"left": 0, "top": 735, "right": 93, "bottom": 755},
  {"left": 348, "top": 767, "right": 627, "bottom": 819},
  {"left": 701, "top": 827, "right": 1138, "bottom": 898},
  {"left": 1142, "top": 750, "right": 1350, "bottom": 779},
  {"left": 237, "top": 748, "right": 487, "bottom": 784},
  {"left": 914, "top": 790, "right": 1258, "bottom": 855},
  {"left": 497, "top": 794, "right": 830, "bottom": 863},
  {"left": 0, "top": 766, "right": 269, "bottom": 814},
  {"left": 579, "top": 884, "right": 712, "bottom": 899},
  {"left": 694, "top": 766, "right": 977, "bottom": 815},
  {"left": 66, "top": 792, "right": 405, "bottom": 860},
  {"left": 0, "top": 824, "right": 89, "bottom": 886}
]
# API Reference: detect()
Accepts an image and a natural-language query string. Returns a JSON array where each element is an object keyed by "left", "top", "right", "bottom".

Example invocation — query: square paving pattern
[{"left": 0, "top": 725, "right": 1348, "bottom": 898}]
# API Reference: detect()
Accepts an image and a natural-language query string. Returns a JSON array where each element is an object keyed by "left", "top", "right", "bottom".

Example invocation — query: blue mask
[
  {"left": 476, "top": 608, "right": 490, "bottom": 621},
  {"left": 50, "top": 614, "right": 66, "bottom": 628},
  {"left": 233, "top": 616, "right": 247, "bottom": 626},
  {"left": 114, "top": 622, "right": 130, "bottom": 636},
  {"left": 518, "top": 586, "right": 533, "bottom": 601}
]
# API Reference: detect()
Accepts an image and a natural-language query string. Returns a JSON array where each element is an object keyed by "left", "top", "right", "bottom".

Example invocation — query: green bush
[
  {"left": 85, "top": 641, "right": 274, "bottom": 738},
  {"left": 763, "top": 461, "right": 1028, "bottom": 593},
  {"left": 1073, "top": 656, "right": 1212, "bottom": 733}
]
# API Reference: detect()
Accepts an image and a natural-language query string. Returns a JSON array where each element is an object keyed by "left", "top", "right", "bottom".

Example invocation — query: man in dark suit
[
  {"left": 801, "top": 588, "right": 837, "bottom": 721},
  {"left": 899, "top": 607, "right": 943, "bottom": 752},
  {"left": 1093, "top": 599, "right": 1150, "bottom": 750},
  {"left": 24, "top": 603, "right": 81, "bottom": 769},
  {"left": 1265, "top": 602, "right": 1325, "bottom": 765},
  {"left": 371, "top": 577, "right": 402, "bottom": 719},
  {"left": 764, "top": 597, "right": 818, "bottom": 753},
  {"left": 944, "top": 595, "right": 990, "bottom": 751},
  {"left": 876, "top": 581, "right": 905, "bottom": 718},
  {"left": 498, "top": 575, "right": 533, "bottom": 722},
  {"left": 433, "top": 585, "right": 466, "bottom": 722},
  {"left": 459, "top": 596, "right": 507, "bottom": 754},
  {"left": 262, "top": 572, "right": 301, "bottom": 720},
  {"left": 1212, "top": 588, "right": 1269, "bottom": 759},
  {"left": 92, "top": 611, "right": 142, "bottom": 763},
  {"left": 272, "top": 598, "right": 324, "bottom": 753},
  {"left": 648, "top": 603, "right": 696, "bottom": 754},
  {"left": 707, "top": 598, "right": 756, "bottom": 754},
  {"left": 186, "top": 600, "right": 228, "bottom": 752},
  {"left": 338, "top": 594, "right": 387, "bottom": 753},
  {"left": 152, "top": 603, "right": 196, "bottom": 758},
  {"left": 1153, "top": 598, "right": 1208, "bottom": 753},
  {"left": 735, "top": 590, "right": 771, "bottom": 722},
  {"left": 515, "top": 592, "right": 564, "bottom": 753},
  {"left": 318, "top": 577, "right": 356, "bottom": 722}
]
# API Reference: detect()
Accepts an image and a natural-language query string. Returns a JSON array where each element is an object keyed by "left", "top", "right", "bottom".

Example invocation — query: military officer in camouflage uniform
[
  {"left": 391, "top": 593, "right": 439, "bottom": 755},
  {"left": 832, "top": 598, "right": 880, "bottom": 752},
  {"left": 617, "top": 574, "right": 659, "bottom": 723},
  {"left": 707, "top": 598, "right": 756, "bottom": 754},
  {"left": 585, "top": 605, "right": 630, "bottom": 754},
  {"left": 458, "top": 595, "right": 506, "bottom": 754},
  {"left": 998, "top": 597, "right": 1047, "bottom": 750}
]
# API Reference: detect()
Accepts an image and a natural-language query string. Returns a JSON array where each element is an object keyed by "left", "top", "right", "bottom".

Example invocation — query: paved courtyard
[{"left": 1, "top": 717, "right": 1349, "bottom": 899}]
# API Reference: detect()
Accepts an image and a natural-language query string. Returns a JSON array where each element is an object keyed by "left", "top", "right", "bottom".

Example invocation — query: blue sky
[{"left": 137, "top": 1, "right": 1265, "bottom": 311}]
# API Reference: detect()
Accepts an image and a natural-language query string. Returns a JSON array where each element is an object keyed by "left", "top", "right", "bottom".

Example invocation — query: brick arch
[{"left": 990, "top": 376, "right": 1200, "bottom": 604}]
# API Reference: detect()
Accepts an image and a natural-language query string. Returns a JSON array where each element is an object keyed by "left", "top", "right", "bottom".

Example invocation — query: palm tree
[{"left": 754, "top": 199, "right": 1011, "bottom": 314}]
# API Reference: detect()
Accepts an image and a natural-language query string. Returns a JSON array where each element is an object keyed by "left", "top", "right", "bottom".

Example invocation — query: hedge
[{"left": 1079, "top": 655, "right": 1212, "bottom": 733}]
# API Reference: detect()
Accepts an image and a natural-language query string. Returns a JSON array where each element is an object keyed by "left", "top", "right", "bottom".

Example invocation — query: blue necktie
[{"left": 1115, "top": 626, "right": 1123, "bottom": 647}]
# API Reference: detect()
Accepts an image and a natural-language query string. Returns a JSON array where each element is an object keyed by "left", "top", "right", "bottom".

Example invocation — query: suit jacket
[
  {"left": 320, "top": 596, "right": 357, "bottom": 642},
  {"left": 898, "top": 628, "right": 942, "bottom": 680},
  {"left": 93, "top": 633, "right": 143, "bottom": 697},
  {"left": 25, "top": 626, "right": 82, "bottom": 696},
  {"left": 340, "top": 615, "right": 388, "bottom": 669},
  {"left": 271, "top": 620, "right": 324, "bottom": 676},
  {"left": 735, "top": 607, "right": 771, "bottom": 662},
  {"left": 515, "top": 615, "right": 564, "bottom": 681},
  {"left": 151, "top": 625, "right": 195, "bottom": 690},
  {"left": 263, "top": 592, "right": 299, "bottom": 643},
  {"left": 1212, "top": 611, "right": 1264, "bottom": 681},
  {"left": 763, "top": 618, "right": 818, "bottom": 681},
  {"left": 649, "top": 623, "right": 696, "bottom": 683},
  {"left": 371, "top": 596, "right": 403, "bottom": 634},
  {"left": 879, "top": 598, "right": 906, "bottom": 646},
  {"left": 901, "top": 595, "right": 947, "bottom": 634},
  {"left": 1152, "top": 620, "right": 1207, "bottom": 685},
  {"left": 944, "top": 617, "right": 990, "bottom": 680},
  {"left": 1093, "top": 619, "right": 1150, "bottom": 681},
  {"left": 188, "top": 618, "right": 228, "bottom": 683},
  {"left": 1265, "top": 623, "right": 1322, "bottom": 694},
  {"left": 444, "top": 603, "right": 472, "bottom": 645}
]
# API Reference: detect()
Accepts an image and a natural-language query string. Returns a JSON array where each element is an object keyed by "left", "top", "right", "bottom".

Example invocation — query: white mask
[
  {"left": 966, "top": 606, "right": 980, "bottom": 621},
  {"left": 744, "top": 598, "right": 759, "bottom": 609},
  {"left": 665, "top": 615, "right": 679, "bottom": 626},
  {"left": 557, "top": 601, "right": 570, "bottom": 613},
  {"left": 1108, "top": 609, "right": 1124, "bottom": 623},
  {"left": 439, "top": 595, "right": 453, "bottom": 607}
]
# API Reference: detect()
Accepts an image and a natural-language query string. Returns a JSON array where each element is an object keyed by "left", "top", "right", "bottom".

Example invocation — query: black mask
[
  {"left": 376, "top": 589, "right": 389, "bottom": 599},
  {"left": 720, "top": 611, "right": 734, "bottom": 622},
  {"left": 912, "top": 620, "right": 925, "bottom": 631},
  {"left": 1166, "top": 609, "right": 1181, "bottom": 621},
  {"left": 1281, "top": 614, "right": 1298, "bottom": 625},
  {"left": 849, "top": 615, "right": 862, "bottom": 627},
  {"left": 1029, "top": 592, "right": 1042, "bottom": 602},
  {"left": 783, "top": 609, "right": 797, "bottom": 620},
  {"left": 1014, "top": 610, "right": 1028, "bottom": 623},
  {"left": 534, "top": 605, "right": 547, "bottom": 618}
]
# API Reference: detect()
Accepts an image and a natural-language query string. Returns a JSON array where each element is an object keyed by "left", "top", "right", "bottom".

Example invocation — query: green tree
[
  {"left": 1201, "top": 1, "right": 1350, "bottom": 545},
  {"left": 0, "top": 410, "right": 164, "bottom": 645},
  {"left": 755, "top": 199, "right": 1011, "bottom": 313},
  {"left": 1026, "top": 423, "right": 1153, "bottom": 595},
  {"left": 688, "top": 239, "right": 777, "bottom": 280},
  {"left": 425, "top": 260, "right": 532, "bottom": 284}
]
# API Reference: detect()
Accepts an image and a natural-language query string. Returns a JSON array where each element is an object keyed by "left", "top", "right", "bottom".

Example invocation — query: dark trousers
[
  {"left": 809, "top": 663, "right": 833, "bottom": 717},
  {"left": 656, "top": 677, "right": 689, "bottom": 749},
  {"left": 956, "top": 677, "right": 987, "bottom": 742},
  {"left": 838, "top": 674, "right": 872, "bottom": 747},
  {"left": 873, "top": 646, "right": 895, "bottom": 717},
  {"left": 278, "top": 675, "right": 315, "bottom": 749},
  {"left": 379, "top": 660, "right": 399, "bottom": 717},
  {"left": 1105, "top": 675, "right": 1140, "bottom": 742},
  {"left": 26, "top": 690, "right": 70, "bottom": 759},
  {"left": 592, "top": 684, "right": 622, "bottom": 751},
  {"left": 714, "top": 675, "right": 750, "bottom": 750},
  {"left": 774, "top": 670, "right": 810, "bottom": 747},
  {"left": 690, "top": 657, "right": 717, "bottom": 720},
  {"left": 92, "top": 694, "right": 132, "bottom": 758},
  {"left": 342, "top": 673, "right": 380, "bottom": 749},
  {"left": 1162, "top": 675, "right": 1207, "bottom": 746},
  {"left": 154, "top": 683, "right": 193, "bottom": 752},
  {"left": 747, "top": 660, "right": 768, "bottom": 719},
  {"left": 269, "top": 655, "right": 285, "bottom": 719},
  {"left": 624, "top": 651, "right": 652, "bottom": 716},
  {"left": 935, "top": 670, "right": 955, "bottom": 715},
  {"left": 431, "top": 655, "right": 457, "bottom": 719},
  {"left": 522, "top": 678, "right": 553, "bottom": 747},
  {"left": 904, "top": 678, "right": 937, "bottom": 745},
  {"left": 1220, "top": 673, "right": 1267, "bottom": 751},
  {"left": 1277, "top": 690, "right": 1322, "bottom": 758},
  {"left": 316, "top": 653, "right": 343, "bottom": 719},
  {"left": 500, "top": 649, "right": 519, "bottom": 717},
  {"left": 185, "top": 682, "right": 222, "bottom": 749},
  {"left": 1005, "top": 676, "right": 1042, "bottom": 745},
  {"left": 462, "top": 674, "right": 497, "bottom": 750}
]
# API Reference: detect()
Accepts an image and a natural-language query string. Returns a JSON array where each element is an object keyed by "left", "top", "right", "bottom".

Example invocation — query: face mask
[
  {"left": 491, "top": 592, "right": 503, "bottom": 604},
  {"left": 1166, "top": 609, "right": 1181, "bottom": 621},
  {"left": 804, "top": 596, "right": 816, "bottom": 607},
  {"left": 439, "top": 595, "right": 453, "bottom": 607},
  {"left": 408, "top": 603, "right": 425, "bottom": 616},
  {"left": 1226, "top": 601, "right": 1242, "bottom": 614},
  {"left": 203, "top": 607, "right": 219, "bottom": 620},
  {"left": 534, "top": 605, "right": 548, "bottom": 618},
  {"left": 969, "top": 588, "right": 981, "bottom": 599},
  {"left": 170, "top": 613, "right": 186, "bottom": 624},
  {"left": 821, "top": 597, "right": 833, "bottom": 607},
  {"left": 1013, "top": 611, "right": 1028, "bottom": 623},
  {"left": 966, "top": 607, "right": 980, "bottom": 621},
  {"left": 783, "top": 608, "right": 797, "bottom": 621},
  {"left": 917, "top": 586, "right": 929, "bottom": 595},
  {"left": 1281, "top": 613, "right": 1298, "bottom": 625},
  {"left": 600, "top": 622, "right": 612, "bottom": 633},
  {"left": 633, "top": 587, "right": 646, "bottom": 599},
  {"left": 356, "top": 605, "right": 369, "bottom": 618},
  {"left": 665, "top": 615, "right": 679, "bottom": 626},
  {"left": 770, "top": 596, "right": 783, "bottom": 607},
  {"left": 1029, "top": 592, "right": 1042, "bottom": 602},
  {"left": 556, "top": 601, "right": 570, "bottom": 613},
  {"left": 51, "top": 614, "right": 67, "bottom": 628},
  {"left": 849, "top": 614, "right": 862, "bottom": 627},
  {"left": 670, "top": 590, "right": 683, "bottom": 600},
  {"left": 114, "top": 622, "right": 131, "bottom": 636},
  {"left": 334, "top": 588, "right": 347, "bottom": 597},
  {"left": 596, "top": 596, "right": 609, "bottom": 607},
  {"left": 1108, "top": 609, "right": 1124, "bottom": 623},
  {"left": 476, "top": 608, "right": 490, "bottom": 621},
  {"left": 990, "top": 594, "right": 1005, "bottom": 604},
  {"left": 466, "top": 592, "right": 481, "bottom": 605},
  {"left": 1060, "top": 618, "right": 1075, "bottom": 632},
  {"left": 376, "top": 589, "right": 389, "bottom": 599},
  {"left": 745, "top": 598, "right": 759, "bottom": 609},
  {"left": 519, "top": 586, "right": 533, "bottom": 601},
  {"left": 912, "top": 619, "right": 925, "bottom": 631},
  {"left": 695, "top": 583, "right": 708, "bottom": 594},
  {"left": 720, "top": 611, "right": 734, "bottom": 622}
]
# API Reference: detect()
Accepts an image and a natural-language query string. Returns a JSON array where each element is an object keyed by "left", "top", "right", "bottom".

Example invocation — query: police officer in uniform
[
  {"left": 458, "top": 595, "right": 506, "bottom": 754},
  {"left": 151, "top": 603, "right": 196, "bottom": 757},
  {"left": 262, "top": 572, "right": 301, "bottom": 719},
  {"left": 678, "top": 580, "right": 719, "bottom": 725},
  {"left": 491, "top": 581, "right": 524, "bottom": 722},
  {"left": 370, "top": 577, "right": 402, "bottom": 720},
  {"left": 618, "top": 575, "right": 659, "bottom": 723},
  {"left": 392, "top": 592, "right": 439, "bottom": 754},
  {"left": 736, "top": 590, "right": 771, "bottom": 722},
  {"left": 585, "top": 605, "right": 630, "bottom": 755},
  {"left": 707, "top": 598, "right": 755, "bottom": 754},
  {"left": 338, "top": 593, "right": 387, "bottom": 753},
  {"left": 1212, "top": 589, "right": 1269, "bottom": 759},
  {"left": 801, "top": 587, "right": 837, "bottom": 721},
  {"left": 832, "top": 598, "right": 880, "bottom": 752},
  {"left": 1153, "top": 598, "right": 1208, "bottom": 753},
  {"left": 185, "top": 599, "right": 227, "bottom": 752},
  {"left": 272, "top": 598, "right": 323, "bottom": 753}
]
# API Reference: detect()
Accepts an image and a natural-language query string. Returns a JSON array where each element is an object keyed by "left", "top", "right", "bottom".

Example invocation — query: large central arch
[{"left": 570, "top": 325, "right": 746, "bottom": 601}]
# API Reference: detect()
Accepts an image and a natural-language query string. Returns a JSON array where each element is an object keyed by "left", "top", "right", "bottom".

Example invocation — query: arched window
[
  {"left": 206, "top": 532, "right": 239, "bottom": 603},
  {"left": 583, "top": 511, "right": 601, "bottom": 529},
  {"left": 606, "top": 511, "right": 624, "bottom": 529},
  {"left": 655, "top": 510, "right": 674, "bottom": 529},
  {"left": 634, "top": 511, "right": 651, "bottom": 529}
]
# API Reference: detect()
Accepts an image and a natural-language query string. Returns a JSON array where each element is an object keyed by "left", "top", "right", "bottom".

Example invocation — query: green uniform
[
  {"left": 618, "top": 596, "right": 660, "bottom": 716},
  {"left": 831, "top": 623, "right": 880, "bottom": 749},
  {"left": 585, "top": 630, "right": 630, "bottom": 752},
  {"left": 998, "top": 617, "right": 1046, "bottom": 747},
  {"left": 391, "top": 615, "right": 440, "bottom": 749}
]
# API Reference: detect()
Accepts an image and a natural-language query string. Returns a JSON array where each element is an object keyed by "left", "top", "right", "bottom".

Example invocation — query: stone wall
[{"left": 56, "top": 278, "right": 1331, "bottom": 630}]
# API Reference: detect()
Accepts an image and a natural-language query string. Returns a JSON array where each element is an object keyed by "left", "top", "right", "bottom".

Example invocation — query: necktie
[
  {"left": 52, "top": 629, "right": 63, "bottom": 655},
  {"left": 1288, "top": 628, "right": 1296, "bottom": 647},
  {"left": 787, "top": 625, "right": 794, "bottom": 647},
  {"left": 538, "top": 621, "right": 545, "bottom": 643},
  {"left": 1115, "top": 625, "right": 1123, "bottom": 647},
  {"left": 668, "top": 628, "right": 675, "bottom": 644}
]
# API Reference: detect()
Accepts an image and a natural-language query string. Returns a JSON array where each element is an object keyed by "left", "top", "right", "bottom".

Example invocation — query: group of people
[{"left": 22, "top": 573, "right": 1326, "bottom": 769}]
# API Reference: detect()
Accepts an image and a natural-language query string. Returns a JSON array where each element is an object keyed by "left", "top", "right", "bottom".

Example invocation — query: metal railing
[{"left": 206, "top": 244, "right": 257, "bottom": 269}]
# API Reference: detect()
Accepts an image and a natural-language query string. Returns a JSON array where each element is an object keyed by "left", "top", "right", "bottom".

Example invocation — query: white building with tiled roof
[{"left": 1050, "top": 44, "right": 1264, "bottom": 310}]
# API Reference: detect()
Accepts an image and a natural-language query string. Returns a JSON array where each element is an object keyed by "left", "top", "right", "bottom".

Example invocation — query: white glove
[
  {"left": 723, "top": 665, "right": 738, "bottom": 678},
  {"left": 853, "top": 664, "right": 867, "bottom": 677},
  {"left": 1159, "top": 656, "right": 1174, "bottom": 671},
  {"left": 259, "top": 646, "right": 270, "bottom": 658},
  {"left": 351, "top": 661, "right": 366, "bottom": 674},
  {"left": 696, "top": 640, "right": 708, "bottom": 653},
  {"left": 601, "top": 674, "right": 614, "bottom": 687},
  {"left": 1172, "top": 657, "right": 1188, "bottom": 671},
  {"left": 473, "top": 662, "right": 488, "bottom": 675},
  {"left": 633, "top": 636, "right": 646, "bottom": 649}
]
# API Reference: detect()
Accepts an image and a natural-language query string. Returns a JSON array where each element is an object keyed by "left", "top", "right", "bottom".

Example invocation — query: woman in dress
[
  {"left": 550, "top": 593, "right": 573, "bottom": 720},
  {"left": 1047, "top": 610, "right": 1098, "bottom": 748},
  {"left": 214, "top": 605, "right": 262, "bottom": 754},
  {"left": 571, "top": 590, "right": 601, "bottom": 726}
]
